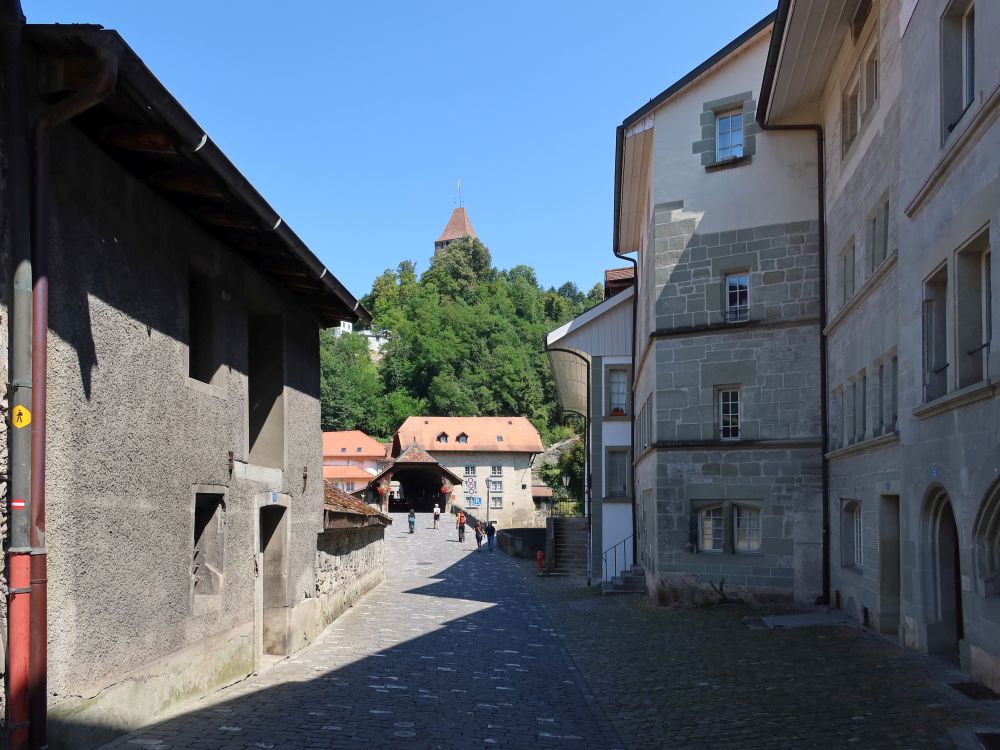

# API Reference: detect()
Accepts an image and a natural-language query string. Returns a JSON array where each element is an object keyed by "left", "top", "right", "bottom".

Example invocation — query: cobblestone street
[
  {"left": 102, "top": 518, "right": 1000, "bottom": 750},
  {"left": 102, "top": 515, "right": 619, "bottom": 750}
]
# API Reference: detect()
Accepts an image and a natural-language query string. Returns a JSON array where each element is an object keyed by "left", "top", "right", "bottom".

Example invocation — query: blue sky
[{"left": 27, "top": 1, "right": 776, "bottom": 299}]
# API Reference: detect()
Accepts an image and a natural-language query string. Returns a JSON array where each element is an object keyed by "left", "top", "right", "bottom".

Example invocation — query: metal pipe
[
  {"left": 29, "top": 42, "right": 118, "bottom": 748},
  {"left": 2, "top": 1, "right": 34, "bottom": 746}
]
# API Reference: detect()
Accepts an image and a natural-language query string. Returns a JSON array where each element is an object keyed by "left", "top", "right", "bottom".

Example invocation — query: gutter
[
  {"left": 756, "top": 2, "right": 831, "bottom": 605},
  {"left": 611, "top": 126, "right": 640, "bottom": 571}
]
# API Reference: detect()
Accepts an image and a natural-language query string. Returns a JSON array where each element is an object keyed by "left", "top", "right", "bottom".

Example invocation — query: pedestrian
[
  {"left": 486, "top": 522, "right": 496, "bottom": 552},
  {"left": 408, "top": 509, "right": 416, "bottom": 534},
  {"left": 457, "top": 511, "right": 466, "bottom": 542},
  {"left": 474, "top": 521, "right": 484, "bottom": 551},
  {"left": 433, "top": 503, "right": 441, "bottom": 529}
]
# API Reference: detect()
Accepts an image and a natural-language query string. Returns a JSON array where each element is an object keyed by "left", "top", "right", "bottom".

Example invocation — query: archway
[
  {"left": 369, "top": 439, "right": 462, "bottom": 515},
  {"left": 924, "top": 487, "right": 964, "bottom": 657},
  {"left": 972, "top": 480, "right": 1000, "bottom": 597}
]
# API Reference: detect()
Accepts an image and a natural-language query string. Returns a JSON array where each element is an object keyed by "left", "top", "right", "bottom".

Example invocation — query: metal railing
[{"left": 602, "top": 535, "right": 634, "bottom": 583}]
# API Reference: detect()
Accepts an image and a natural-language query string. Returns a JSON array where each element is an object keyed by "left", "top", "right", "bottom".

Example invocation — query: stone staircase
[
  {"left": 551, "top": 517, "right": 588, "bottom": 576},
  {"left": 602, "top": 564, "right": 647, "bottom": 595}
]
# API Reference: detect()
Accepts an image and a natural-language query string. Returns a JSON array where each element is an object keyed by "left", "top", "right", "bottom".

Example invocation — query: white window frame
[
  {"left": 489, "top": 496, "right": 503, "bottom": 510},
  {"left": 490, "top": 465, "right": 503, "bottom": 478},
  {"left": 734, "top": 506, "right": 762, "bottom": 554},
  {"left": 700, "top": 506, "right": 725, "bottom": 553},
  {"left": 464, "top": 465, "right": 476, "bottom": 477},
  {"left": 715, "top": 109, "right": 745, "bottom": 162},
  {"left": 608, "top": 368, "right": 629, "bottom": 417},
  {"left": 724, "top": 272, "right": 750, "bottom": 323},
  {"left": 719, "top": 388, "right": 741, "bottom": 441},
  {"left": 606, "top": 448, "right": 629, "bottom": 498},
  {"left": 488, "top": 478, "right": 503, "bottom": 494}
]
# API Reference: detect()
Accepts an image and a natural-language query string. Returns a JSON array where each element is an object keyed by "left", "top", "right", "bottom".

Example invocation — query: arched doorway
[
  {"left": 924, "top": 488, "right": 964, "bottom": 657},
  {"left": 370, "top": 439, "right": 462, "bottom": 515}
]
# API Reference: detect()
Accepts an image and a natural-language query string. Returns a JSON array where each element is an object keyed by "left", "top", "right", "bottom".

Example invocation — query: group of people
[{"left": 406, "top": 505, "right": 497, "bottom": 551}]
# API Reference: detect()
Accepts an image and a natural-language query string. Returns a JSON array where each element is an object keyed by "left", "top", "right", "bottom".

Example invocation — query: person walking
[
  {"left": 474, "top": 521, "right": 484, "bottom": 551},
  {"left": 433, "top": 504, "right": 441, "bottom": 529},
  {"left": 486, "top": 522, "right": 496, "bottom": 552},
  {"left": 457, "top": 511, "right": 466, "bottom": 542},
  {"left": 407, "top": 509, "right": 416, "bottom": 534}
]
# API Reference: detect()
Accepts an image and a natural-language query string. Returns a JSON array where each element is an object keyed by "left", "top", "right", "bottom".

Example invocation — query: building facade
[
  {"left": 392, "top": 417, "right": 544, "bottom": 527},
  {"left": 322, "top": 430, "right": 391, "bottom": 493},
  {"left": 547, "top": 283, "right": 635, "bottom": 582},
  {"left": 761, "top": 0, "right": 1000, "bottom": 691},
  {"left": 616, "top": 15, "right": 825, "bottom": 604},
  {"left": 0, "top": 21, "right": 369, "bottom": 749},
  {"left": 433, "top": 206, "right": 477, "bottom": 254}
]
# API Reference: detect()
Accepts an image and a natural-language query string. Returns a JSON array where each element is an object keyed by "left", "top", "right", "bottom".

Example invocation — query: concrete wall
[
  {"left": 41, "top": 124, "right": 327, "bottom": 749},
  {"left": 441, "top": 451, "right": 540, "bottom": 528}
]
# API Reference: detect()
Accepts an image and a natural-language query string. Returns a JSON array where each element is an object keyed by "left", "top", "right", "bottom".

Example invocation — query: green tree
[{"left": 319, "top": 330, "right": 384, "bottom": 435}]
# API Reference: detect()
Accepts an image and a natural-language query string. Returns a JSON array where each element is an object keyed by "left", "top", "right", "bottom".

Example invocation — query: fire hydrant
[{"left": 536, "top": 550, "right": 544, "bottom": 569}]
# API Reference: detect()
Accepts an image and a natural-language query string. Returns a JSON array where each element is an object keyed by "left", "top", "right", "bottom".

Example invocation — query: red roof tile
[
  {"left": 604, "top": 266, "right": 635, "bottom": 283},
  {"left": 323, "top": 482, "right": 391, "bottom": 523},
  {"left": 322, "top": 431, "right": 388, "bottom": 459},
  {"left": 395, "top": 417, "right": 543, "bottom": 454},
  {"left": 323, "top": 465, "right": 376, "bottom": 481},
  {"left": 435, "top": 207, "right": 477, "bottom": 243}
]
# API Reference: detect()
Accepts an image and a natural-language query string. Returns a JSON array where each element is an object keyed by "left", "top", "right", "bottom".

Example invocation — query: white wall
[{"left": 601, "top": 504, "right": 634, "bottom": 579}]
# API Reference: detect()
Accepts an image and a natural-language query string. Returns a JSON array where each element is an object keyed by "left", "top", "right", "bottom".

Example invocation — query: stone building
[
  {"left": 614, "top": 14, "right": 825, "bottom": 604},
  {"left": 760, "top": 0, "right": 1000, "bottom": 690},
  {"left": 392, "top": 417, "right": 545, "bottom": 527},
  {"left": 546, "top": 278, "right": 634, "bottom": 582},
  {"left": 0, "top": 18, "right": 372, "bottom": 749}
]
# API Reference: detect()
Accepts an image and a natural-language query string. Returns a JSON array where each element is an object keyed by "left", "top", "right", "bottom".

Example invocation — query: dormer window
[
  {"left": 340, "top": 447, "right": 347, "bottom": 453},
  {"left": 356, "top": 447, "right": 362, "bottom": 453},
  {"left": 497, "top": 435, "right": 504, "bottom": 442},
  {"left": 436, "top": 432, "right": 449, "bottom": 444},
  {"left": 457, "top": 433, "right": 469, "bottom": 444}
]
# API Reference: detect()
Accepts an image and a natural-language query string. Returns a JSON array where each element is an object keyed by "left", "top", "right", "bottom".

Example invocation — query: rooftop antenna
[{"left": 457, "top": 178, "right": 463, "bottom": 208}]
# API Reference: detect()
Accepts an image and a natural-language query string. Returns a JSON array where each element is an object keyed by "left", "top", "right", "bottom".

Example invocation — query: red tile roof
[
  {"left": 532, "top": 485, "right": 554, "bottom": 498},
  {"left": 323, "top": 483, "right": 391, "bottom": 524},
  {"left": 394, "top": 417, "right": 543, "bottom": 454},
  {"left": 322, "top": 431, "right": 388, "bottom": 459},
  {"left": 323, "top": 465, "right": 376, "bottom": 481},
  {"left": 604, "top": 266, "right": 635, "bottom": 283},
  {"left": 435, "top": 207, "right": 477, "bottom": 243}
]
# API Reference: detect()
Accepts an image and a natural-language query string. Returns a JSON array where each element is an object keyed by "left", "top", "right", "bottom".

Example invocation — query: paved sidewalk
[
  {"left": 525, "top": 568, "right": 1000, "bottom": 749},
  {"left": 102, "top": 514, "right": 619, "bottom": 750}
]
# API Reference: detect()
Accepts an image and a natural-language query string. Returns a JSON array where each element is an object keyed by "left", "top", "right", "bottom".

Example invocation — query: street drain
[
  {"left": 950, "top": 682, "right": 1000, "bottom": 701},
  {"left": 976, "top": 732, "right": 1000, "bottom": 749}
]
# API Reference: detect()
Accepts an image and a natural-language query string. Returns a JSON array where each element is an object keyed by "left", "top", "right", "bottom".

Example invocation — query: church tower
[{"left": 434, "top": 207, "right": 477, "bottom": 254}]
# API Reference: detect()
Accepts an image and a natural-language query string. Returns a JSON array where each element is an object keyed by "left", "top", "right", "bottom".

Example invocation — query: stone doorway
[
  {"left": 926, "top": 490, "right": 964, "bottom": 658},
  {"left": 878, "top": 494, "right": 901, "bottom": 637},
  {"left": 258, "top": 502, "right": 290, "bottom": 660}
]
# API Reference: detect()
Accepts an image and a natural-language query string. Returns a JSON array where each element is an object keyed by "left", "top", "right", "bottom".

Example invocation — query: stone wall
[{"left": 314, "top": 526, "right": 385, "bottom": 629}]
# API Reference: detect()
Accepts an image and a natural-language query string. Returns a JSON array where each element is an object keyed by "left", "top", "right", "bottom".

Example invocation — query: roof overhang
[
  {"left": 758, "top": 0, "right": 860, "bottom": 126},
  {"left": 26, "top": 25, "right": 369, "bottom": 327}
]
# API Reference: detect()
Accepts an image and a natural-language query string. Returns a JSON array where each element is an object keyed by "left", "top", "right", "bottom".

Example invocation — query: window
[
  {"left": 840, "top": 384, "right": 848, "bottom": 447},
  {"left": 735, "top": 506, "right": 762, "bottom": 553},
  {"left": 457, "top": 433, "right": 468, "bottom": 444},
  {"left": 923, "top": 265, "right": 949, "bottom": 400},
  {"left": 188, "top": 269, "right": 223, "bottom": 385},
  {"left": 857, "top": 370, "right": 867, "bottom": 442},
  {"left": 489, "top": 496, "right": 503, "bottom": 509},
  {"left": 842, "top": 79, "right": 860, "bottom": 152},
  {"left": 345, "top": 481, "right": 355, "bottom": 492},
  {"left": 193, "top": 493, "right": 225, "bottom": 602},
  {"left": 496, "top": 435, "right": 504, "bottom": 443},
  {"left": 488, "top": 478, "right": 503, "bottom": 494},
  {"left": 841, "top": 241, "right": 856, "bottom": 305},
  {"left": 869, "top": 199, "right": 890, "bottom": 272},
  {"left": 609, "top": 369, "right": 629, "bottom": 416},
  {"left": 942, "top": 1, "right": 976, "bottom": 132},
  {"left": 830, "top": 387, "right": 843, "bottom": 449},
  {"left": 700, "top": 507, "right": 725, "bottom": 553},
  {"left": 725, "top": 272, "right": 750, "bottom": 322},
  {"left": 491, "top": 465, "right": 502, "bottom": 477},
  {"left": 436, "top": 432, "right": 449, "bottom": 444},
  {"left": 340, "top": 447, "right": 347, "bottom": 453},
  {"left": 876, "top": 364, "right": 885, "bottom": 436},
  {"left": 247, "top": 314, "right": 284, "bottom": 469},
  {"left": 890, "top": 356, "right": 898, "bottom": 430},
  {"left": 719, "top": 388, "right": 740, "bottom": 440},
  {"left": 864, "top": 47, "right": 879, "bottom": 114},
  {"left": 356, "top": 447, "right": 363, "bottom": 453},
  {"left": 607, "top": 448, "right": 629, "bottom": 498},
  {"left": 464, "top": 465, "right": 476, "bottom": 477},
  {"left": 842, "top": 501, "right": 864, "bottom": 569},
  {"left": 956, "top": 231, "right": 991, "bottom": 388},
  {"left": 715, "top": 110, "right": 744, "bottom": 161}
]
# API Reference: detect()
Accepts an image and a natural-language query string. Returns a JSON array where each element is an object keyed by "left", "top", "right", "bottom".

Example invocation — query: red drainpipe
[{"left": 29, "top": 41, "right": 118, "bottom": 748}]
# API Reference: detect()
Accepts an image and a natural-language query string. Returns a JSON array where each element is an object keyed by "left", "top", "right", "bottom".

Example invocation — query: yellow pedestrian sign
[{"left": 11, "top": 405, "right": 31, "bottom": 428}]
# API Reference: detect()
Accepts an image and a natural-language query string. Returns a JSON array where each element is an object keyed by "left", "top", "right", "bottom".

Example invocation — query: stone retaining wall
[{"left": 314, "top": 526, "right": 385, "bottom": 629}]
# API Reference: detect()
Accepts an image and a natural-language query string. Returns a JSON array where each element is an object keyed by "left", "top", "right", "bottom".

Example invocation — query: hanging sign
[{"left": 464, "top": 477, "right": 477, "bottom": 495}]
